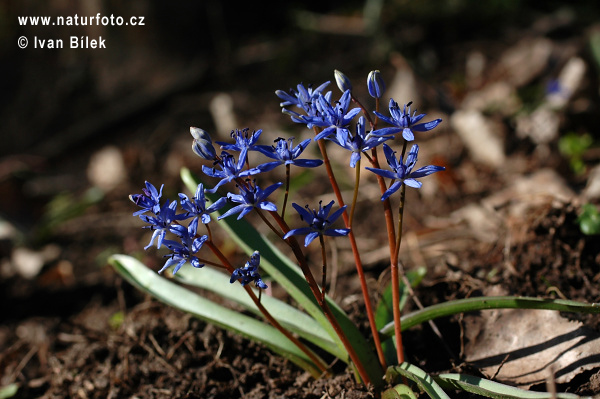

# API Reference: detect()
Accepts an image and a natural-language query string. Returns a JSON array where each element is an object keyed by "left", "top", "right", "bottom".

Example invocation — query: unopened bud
[
  {"left": 190, "top": 127, "right": 217, "bottom": 160},
  {"left": 367, "top": 70, "right": 386, "bottom": 98},
  {"left": 334, "top": 69, "right": 352, "bottom": 93}
]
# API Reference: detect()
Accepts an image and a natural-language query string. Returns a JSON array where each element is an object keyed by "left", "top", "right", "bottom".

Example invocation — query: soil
[{"left": 3, "top": 2, "right": 600, "bottom": 398}]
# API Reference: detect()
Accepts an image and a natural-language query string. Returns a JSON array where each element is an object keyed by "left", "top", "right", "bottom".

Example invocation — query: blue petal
[
  {"left": 381, "top": 181, "right": 402, "bottom": 201},
  {"left": 259, "top": 182, "right": 283, "bottom": 199},
  {"left": 402, "top": 128, "right": 415, "bottom": 141},
  {"left": 365, "top": 167, "right": 398, "bottom": 180},
  {"left": 327, "top": 205, "right": 347, "bottom": 225},
  {"left": 218, "top": 204, "right": 245, "bottom": 220},
  {"left": 304, "top": 231, "right": 320, "bottom": 247},
  {"left": 257, "top": 201, "right": 277, "bottom": 212},
  {"left": 349, "top": 152, "right": 361, "bottom": 168},
  {"left": 324, "top": 228, "right": 351, "bottom": 237},
  {"left": 237, "top": 206, "right": 254, "bottom": 220},
  {"left": 283, "top": 226, "right": 313, "bottom": 240},
  {"left": 257, "top": 161, "right": 281, "bottom": 172},
  {"left": 315, "top": 126, "right": 335, "bottom": 141},
  {"left": 291, "top": 203, "right": 313, "bottom": 222},
  {"left": 412, "top": 119, "right": 442, "bottom": 132},
  {"left": 371, "top": 127, "right": 402, "bottom": 137},
  {"left": 403, "top": 178, "right": 422, "bottom": 188},
  {"left": 293, "top": 159, "right": 323, "bottom": 168},
  {"left": 172, "top": 260, "right": 187, "bottom": 275},
  {"left": 410, "top": 165, "right": 445, "bottom": 178}
]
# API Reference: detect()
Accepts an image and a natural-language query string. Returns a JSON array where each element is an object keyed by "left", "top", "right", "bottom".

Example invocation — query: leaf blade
[{"left": 109, "top": 254, "right": 323, "bottom": 377}]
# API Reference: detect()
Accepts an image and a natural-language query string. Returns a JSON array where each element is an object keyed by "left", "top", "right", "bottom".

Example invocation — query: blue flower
[
  {"left": 309, "top": 90, "right": 361, "bottom": 145},
  {"left": 276, "top": 81, "right": 331, "bottom": 116},
  {"left": 367, "top": 70, "right": 385, "bottom": 99},
  {"left": 283, "top": 200, "right": 350, "bottom": 247},
  {"left": 139, "top": 199, "right": 186, "bottom": 249},
  {"left": 216, "top": 128, "right": 263, "bottom": 162},
  {"left": 373, "top": 100, "right": 442, "bottom": 141},
  {"left": 230, "top": 251, "right": 268, "bottom": 289},
  {"left": 179, "top": 183, "right": 227, "bottom": 224},
  {"left": 365, "top": 143, "right": 445, "bottom": 201},
  {"left": 324, "top": 116, "right": 391, "bottom": 168},
  {"left": 218, "top": 181, "right": 282, "bottom": 220},
  {"left": 202, "top": 151, "right": 262, "bottom": 193},
  {"left": 159, "top": 218, "right": 208, "bottom": 274},
  {"left": 191, "top": 127, "right": 217, "bottom": 160},
  {"left": 130, "top": 181, "right": 163, "bottom": 216},
  {"left": 255, "top": 137, "right": 323, "bottom": 172}
]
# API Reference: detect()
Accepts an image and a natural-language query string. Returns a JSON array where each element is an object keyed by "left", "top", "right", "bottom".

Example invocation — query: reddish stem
[
  {"left": 314, "top": 131, "right": 387, "bottom": 369},
  {"left": 204, "top": 240, "right": 329, "bottom": 374},
  {"left": 268, "top": 211, "right": 373, "bottom": 385}
]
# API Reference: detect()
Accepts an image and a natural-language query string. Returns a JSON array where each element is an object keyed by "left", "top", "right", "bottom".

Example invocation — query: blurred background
[{"left": 2, "top": 0, "right": 600, "bottom": 397}]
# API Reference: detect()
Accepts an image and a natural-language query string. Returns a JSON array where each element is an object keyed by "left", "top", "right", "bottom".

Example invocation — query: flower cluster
[{"left": 130, "top": 69, "right": 444, "bottom": 296}]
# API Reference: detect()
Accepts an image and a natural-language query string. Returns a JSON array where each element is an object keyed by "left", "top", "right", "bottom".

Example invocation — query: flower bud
[
  {"left": 190, "top": 127, "right": 217, "bottom": 160},
  {"left": 367, "top": 70, "right": 385, "bottom": 98},
  {"left": 334, "top": 69, "right": 352, "bottom": 93}
]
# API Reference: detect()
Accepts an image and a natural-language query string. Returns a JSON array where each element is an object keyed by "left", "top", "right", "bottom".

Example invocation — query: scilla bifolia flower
[
  {"left": 179, "top": 183, "right": 227, "bottom": 225},
  {"left": 130, "top": 181, "right": 163, "bottom": 216},
  {"left": 366, "top": 144, "right": 445, "bottom": 201},
  {"left": 284, "top": 201, "right": 350, "bottom": 247},
  {"left": 218, "top": 180, "right": 282, "bottom": 220},
  {"left": 202, "top": 151, "right": 262, "bottom": 193},
  {"left": 276, "top": 81, "right": 331, "bottom": 116},
  {"left": 138, "top": 199, "right": 186, "bottom": 249},
  {"left": 216, "top": 128, "right": 263, "bottom": 159},
  {"left": 310, "top": 90, "right": 361, "bottom": 145},
  {"left": 255, "top": 137, "right": 323, "bottom": 172},
  {"left": 321, "top": 116, "right": 391, "bottom": 168},
  {"left": 159, "top": 218, "right": 208, "bottom": 274},
  {"left": 230, "top": 251, "right": 268, "bottom": 289},
  {"left": 373, "top": 100, "right": 442, "bottom": 141}
]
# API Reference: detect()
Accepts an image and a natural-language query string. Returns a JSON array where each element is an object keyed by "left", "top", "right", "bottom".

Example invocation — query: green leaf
[
  {"left": 174, "top": 265, "right": 346, "bottom": 359},
  {"left": 0, "top": 384, "right": 18, "bottom": 399},
  {"left": 436, "top": 373, "right": 583, "bottom": 399},
  {"left": 109, "top": 254, "right": 324, "bottom": 377},
  {"left": 382, "top": 384, "right": 418, "bottom": 399},
  {"left": 380, "top": 296, "right": 600, "bottom": 338},
  {"left": 181, "top": 167, "right": 384, "bottom": 385},
  {"left": 577, "top": 203, "right": 600, "bottom": 236},
  {"left": 386, "top": 363, "right": 451, "bottom": 399}
]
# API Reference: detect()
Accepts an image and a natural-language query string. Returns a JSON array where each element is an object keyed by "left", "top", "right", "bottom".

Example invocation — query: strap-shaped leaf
[
  {"left": 174, "top": 265, "right": 346, "bottom": 359},
  {"left": 380, "top": 296, "right": 600, "bottom": 338},
  {"left": 109, "top": 254, "right": 323, "bottom": 377},
  {"left": 436, "top": 373, "right": 584, "bottom": 399},
  {"left": 386, "top": 363, "right": 451, "bottom": 399},
  {"left": 181, "top": 167, "right": 384, "bottom": 384}
]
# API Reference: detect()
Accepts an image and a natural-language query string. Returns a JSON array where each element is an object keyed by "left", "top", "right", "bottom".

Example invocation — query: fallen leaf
[{"left": 464, "top": 307, "right": 600, "bottom": 387}]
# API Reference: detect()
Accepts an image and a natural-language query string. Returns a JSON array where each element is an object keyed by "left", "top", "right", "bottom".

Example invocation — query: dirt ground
[{"left": 2, "top": 2, "right": 600, "bottom": 398}]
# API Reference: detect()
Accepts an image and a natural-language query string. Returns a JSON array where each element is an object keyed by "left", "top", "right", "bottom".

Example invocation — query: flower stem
[
  {"left": 319, "top": 235, "right": 328, "bottom": 302},
  {"left": 348, "top": 158, "right": 361, "bottom": 227},
  {"left": 281, "top": 164, "right": 291, "bottom": 219},
  {"left": 268, "top": 211, "right": 373, "bottom": 385},
  {"left": 368, "top": 145, "right": 404, "bottom": 364},
  {"left": 314, "top": 130, "right": 387, "bottom": 369},
  {"left": 391, "top": 140, "right": 409, "bottom": 364},
  {"left": 204, "top": 239, "right": 329, "bottom": 374}
]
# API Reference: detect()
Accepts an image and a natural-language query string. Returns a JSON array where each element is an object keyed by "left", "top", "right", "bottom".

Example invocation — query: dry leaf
[{"left": 464, "top": 307, "right": 600, "bottom": 387}]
